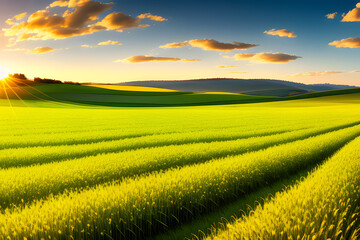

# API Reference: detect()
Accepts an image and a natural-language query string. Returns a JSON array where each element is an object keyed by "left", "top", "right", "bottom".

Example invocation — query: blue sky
[{"left": 0, "top": 0, "right": 359, "bottom": 85}]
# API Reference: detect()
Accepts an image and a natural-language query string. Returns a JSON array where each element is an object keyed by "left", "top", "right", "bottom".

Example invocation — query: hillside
[
  {"left": 0, "top": 84, "right": 274, "bottom": 107},
  {"left": 2, "top": 93, "right": 360, "bottom": 240},
  {"left": 1, "top": 83, "right": 360, "bottom": 107},
  {"left": 117, "top": 79, "right": 356, "bottom": 97}
]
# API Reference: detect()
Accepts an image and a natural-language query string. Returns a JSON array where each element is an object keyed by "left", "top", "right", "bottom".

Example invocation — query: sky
[{"left": 0, "top": 0, "right": 360, "bottom": 85}]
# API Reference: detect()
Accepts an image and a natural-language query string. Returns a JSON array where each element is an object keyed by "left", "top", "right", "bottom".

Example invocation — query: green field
[
  {"left": 0, "top": 85, "right": 360, "bottom": 239},
  {"left": 2, "top": 83, "right": 360, "bottom": 107}
]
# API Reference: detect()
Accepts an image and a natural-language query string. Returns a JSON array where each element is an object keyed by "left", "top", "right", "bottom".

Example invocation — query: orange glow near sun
[{"left": 0, "top": 66, "right": 10, "bottom": 80}]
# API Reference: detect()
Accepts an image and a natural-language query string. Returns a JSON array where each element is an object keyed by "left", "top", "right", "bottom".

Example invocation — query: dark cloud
[
  {"left": 95, "top": 12, "right": 146, "bottom": 30},
  {"left": 65, "top": 1, "right": 113, "bottom": 28}
]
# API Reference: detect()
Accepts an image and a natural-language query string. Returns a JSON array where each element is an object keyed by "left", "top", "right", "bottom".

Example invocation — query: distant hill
[
  {"left": 117, "top": 79, "right": 357, "bottom": 97},
  {"left": 306, "top": 83, "right": 356, "bottom": 91},
  {"left": 1, "top": 83, "right": 360, "bottom": 107}
]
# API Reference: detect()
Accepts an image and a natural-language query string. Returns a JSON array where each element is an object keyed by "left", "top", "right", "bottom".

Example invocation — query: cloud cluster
[
  {"left": 137, "top": 13, "right": 168, "bottom": 22},
  {"left": 5, "top": 12, "right": 27, "bottom": 26},
  {"left": 160, "top": 39, "right": 258, "bottom": 51},
  {"left": 289, "top": 71, "right": 342, "bottom": 77},
  {"left": 232, "top": 52, "right": 301, "bottom": 63},
  {"left": 3, "top": 0, "right": 166, "bottom": 44},
  {"left": 160, "top": 42, "right": 189, "bottom": 48},
  {"left": 342, "top": 2, "right": 360, "bottom": 22},
  {"left": 98, "top": 40, "right": 122, "bottom": 46},
  {"left": 115, "top": 55, "right": 200, "bottom": 63},
  {"left": 81, "top": 40, "right": 122, "bottom": 48},
  {"left": 81, "top": 44, "right": 95, "bottom": 48},
  {"left": 329, "top": 37, "right": 360, "bottom": 48},
  {"left": 31, "top": 47, "right": 62, "bottom": 54},
  {"left": 48, "top": 0, "right": 69, "bottom": 8},
  {"left": 5, "top": 46, "right": 62, "bottom": 54},
  {"left": 217, "top": 65, "right": 237, "bottom": 68},
  {"left": 326, "top": 12, "right": 337, "bottom": 19},
  {"left": 94, "top": 12, "right": 148, "bottom": 31},
  {"left": 264, "top": 29, "right": 297, "bottom": 38}
]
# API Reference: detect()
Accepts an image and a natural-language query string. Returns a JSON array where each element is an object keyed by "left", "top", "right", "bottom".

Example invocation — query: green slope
[
  {"left": 286, "top": 88, "right": 360, "bottom": 100},
  {"left": 0, "top": 84, "right": 359, "bottom": 107},
  {"left": 243, "top": 88, "right": 309, "bottom": 97},
  {"left": 0, "top": 84, "right": 275, "bottom": 107}
]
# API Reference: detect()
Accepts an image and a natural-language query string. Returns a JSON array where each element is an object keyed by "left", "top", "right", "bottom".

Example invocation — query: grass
[
  {"left": 243, "top": 87, "right": 309, "bottom": 97},
  {"left": 152, "top": 167, "right": 312, "bottom": 240},
  {"left": 0, "top": 86, "right": 359, "bottom": 239},
  {"left": 1, "top": 123, "right": 360, "bottom": 239},
  {"left": 1, "top": 83, "right": 359, "bottom": 107},
  {"left": 4, "top": 119, "right": 354, "bottom": 168},
  {"left": 207, "top": 136, "right": 360, "bottom": 240},
  {"left": 88, "top": 84, "right": 180, "bottom": 92},
  {"left": 0, "top": 121, "right": 357, "bottom": 210}
]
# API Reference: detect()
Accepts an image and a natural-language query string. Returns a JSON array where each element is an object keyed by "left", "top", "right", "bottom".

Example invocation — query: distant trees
[
  {"left": 8, "top": 73, "right": 34, "bottom": 86},
  {"left": 34, "top": 78, "right": 63, "bottom": 84},
  {"left": 64, "top": 81, "right": 81, "bottom": 85},
  {"left": 8, "top": 73, "right": 81, "bottom": 86},
  {"left": 9, "top": 73, "right": 28, "bottom": 80},
  {"left": 5, "top": 73, "right": 82, "bottom": 86},
  {"left": 34, "top": 78, "right": 81, "bottom": 85}
]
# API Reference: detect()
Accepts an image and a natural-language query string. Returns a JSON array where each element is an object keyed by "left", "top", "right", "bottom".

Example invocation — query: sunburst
[{"left": 0, "top": 66, "right": 10, "bottom": 81}]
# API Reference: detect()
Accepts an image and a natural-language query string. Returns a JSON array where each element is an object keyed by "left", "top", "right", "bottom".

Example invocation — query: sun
[{"left": 0, "top": 66, "right": 10, "bottom": 80}]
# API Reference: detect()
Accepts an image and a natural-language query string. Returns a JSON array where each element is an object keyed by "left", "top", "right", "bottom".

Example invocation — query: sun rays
[
  {"left": 0, "top": 66, "right": 10, "bottom": 81},
  {"left": 0, "top": 75, "right": 83, "bottom": 109},
  {"left": 0, "top": 75, "right": 47, "bottom": 109}
]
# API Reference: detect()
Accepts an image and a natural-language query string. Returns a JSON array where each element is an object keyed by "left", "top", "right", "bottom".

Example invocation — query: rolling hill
[
  {"left": 0, "top": 82, "right": 359, "bottom": 107},
  {"left": 117, "top": 79, "right": 357, "bottom": 97}
]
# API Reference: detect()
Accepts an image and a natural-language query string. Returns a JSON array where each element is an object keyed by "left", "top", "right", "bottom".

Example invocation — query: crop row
[
  {"left": 0, "top": 122, "right": 314, "bottom": 169},
  {"left": 2, "top": 119, "right": 359, "bottom": 170},
  {"left": 0, "top": 114, "right": 339, "bottom": 150},
  {"left": 1, "top": 124, "right": 359, "bottom": 239},
  {"left": 0, "top": 122, "right": 356, "bottom": 210},
  {"left": 1, "top": 104, "right": 356, "bottom": 146},
  {"left": 207, "top": 136, "right": 360, "bottom": 240},
  {"left": 0, "top": 107, "right": 276, "bottom": 134},
  {"left": 0, "top": 115, "right": 249, "bottom": 137}
]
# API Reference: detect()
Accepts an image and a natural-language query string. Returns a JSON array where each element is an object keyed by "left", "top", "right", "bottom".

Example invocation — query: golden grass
[{"left": 88, "top": 84, "right": 179, "bottom": 92}]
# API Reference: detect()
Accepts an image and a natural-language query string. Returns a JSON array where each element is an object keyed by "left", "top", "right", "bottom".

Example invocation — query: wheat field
[{"left": 0, "top": 97, "right": 359, "bottom": 239}]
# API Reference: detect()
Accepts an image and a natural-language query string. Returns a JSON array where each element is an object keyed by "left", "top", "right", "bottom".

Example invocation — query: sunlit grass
[
  {"left": 0, "top": 94, "right": 359, "bottom": 239},
  {"left": 89, "top": 84, "right": 179, "bottom": 92},
  {"left": 207, "top": 136, "right": 360, "bottom": 240}
]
